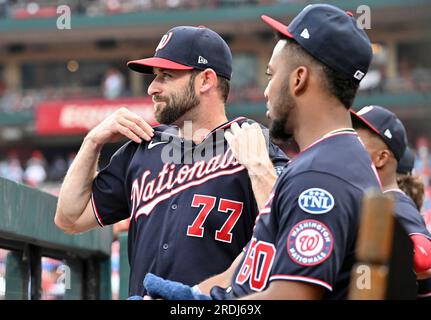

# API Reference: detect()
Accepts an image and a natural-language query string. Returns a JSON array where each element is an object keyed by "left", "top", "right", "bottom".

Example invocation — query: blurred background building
[{"left": 0, "top": 0, "right": 430, "bottom": 299}]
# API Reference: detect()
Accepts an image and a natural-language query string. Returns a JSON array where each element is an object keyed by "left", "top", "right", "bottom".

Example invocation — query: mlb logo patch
[
  {"left": 298, "top": 188, "right": 334, "bottom": 214},
  {"left": 287, "top": 219, "right": 333, "bottom": 266}
]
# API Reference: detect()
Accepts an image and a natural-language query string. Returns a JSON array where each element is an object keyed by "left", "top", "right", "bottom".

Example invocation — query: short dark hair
[
  {"left": 190, "top": 70, "right": 230, "bottom": 103},
  {"left": 217, "top": 76, "right": 230, "bottom": 103},
  {"left": 277, "top": 33, "right": 360, "bottom": 109}
]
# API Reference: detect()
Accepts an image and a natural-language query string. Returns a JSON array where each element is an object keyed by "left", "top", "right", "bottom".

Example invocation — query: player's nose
[{"left": 147, "top": 78, "right": 161, "bottom": 97}]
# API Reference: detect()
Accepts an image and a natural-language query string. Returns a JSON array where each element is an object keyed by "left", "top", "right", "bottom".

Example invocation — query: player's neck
[
  {"left": 295, "top": 104, "right": 352, "bottom": 151},
  {"left": 177, "top": 103, "right": 228, "bottom": 144},
  {"left": 380, "top": 171, "right": 400, "bottom": 193}
]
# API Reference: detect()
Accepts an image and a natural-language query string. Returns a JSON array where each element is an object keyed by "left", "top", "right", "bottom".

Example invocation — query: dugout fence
[{"left": 0, "top": 177, "right": 112, "bottom": 299}]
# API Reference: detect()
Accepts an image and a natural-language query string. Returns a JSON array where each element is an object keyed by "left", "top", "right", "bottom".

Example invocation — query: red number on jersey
[
  {"left": 187, "top": 195, "right": 244, "bottom": 243},
  {"left": 216, "top": 198, "right": 244, "bottom": 243},
  {"left": 187, "top": 194, "right": 217, "bottom": 238},
  {"left": 235, "top": 238, "right": 276, "bottom": 291},
  {"left": 235, "top": 238, "right": 257, "bottom": 284}
]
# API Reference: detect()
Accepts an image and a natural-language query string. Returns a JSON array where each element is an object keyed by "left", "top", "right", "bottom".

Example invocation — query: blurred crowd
[
  {"left": 0, "top": 0, "right": 306, "bottom": 19},
  {"left": 0, "top": 149, "right": 75, "bottom": 188},
  {"left": 0, "top": 63, "right": 430, "bottom": 113},
  {"left": 359, "top": 59, "right": 431, "bottom": 95}
]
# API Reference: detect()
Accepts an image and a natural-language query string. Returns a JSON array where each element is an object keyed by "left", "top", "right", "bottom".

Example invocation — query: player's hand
[
  {"left": 225, "top": 122, "right": 272, "bottom": 176},
  {"left": 86, "top": 107, "right": 154, "bottom": 146}
]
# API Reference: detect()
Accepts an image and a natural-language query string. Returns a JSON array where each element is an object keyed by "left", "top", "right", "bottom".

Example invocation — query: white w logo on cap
[{"left": 155, "top": 32, "right": 173, "bottom": 52}]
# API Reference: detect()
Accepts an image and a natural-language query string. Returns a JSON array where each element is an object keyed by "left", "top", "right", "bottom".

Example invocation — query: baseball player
[
  {"left": 143, "top": 4, "right": 383, "bottom": 300},
  {"left": 54, "top": 26, "right": 288, "bottom": 297},
  {"left": 351, "top": 106, "right": 431, "bottom": 298},
  {"left": 397, "top": 148, "right": 431, "bottom": 299}
]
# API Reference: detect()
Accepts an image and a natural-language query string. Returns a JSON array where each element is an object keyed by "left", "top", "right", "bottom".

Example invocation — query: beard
[
  {"left": 269, "top": 118, "right": 292, "bottom": 142},
  {"left": 269, "top": 83, "right": 295, "bottom": 142},
  {"left": 154, "top": 76, "right": 200, "bottom": 125}
]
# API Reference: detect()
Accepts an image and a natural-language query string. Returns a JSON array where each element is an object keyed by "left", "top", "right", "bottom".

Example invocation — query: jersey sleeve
[
  {"left": 396, "top": 200, "right": 431, "bottom": 240},
  {"left": 91, "top": 141, "right": 138, "bottom": 226},
  {"left": 268, "top": 171, "right": 358, "bottom": 292}
]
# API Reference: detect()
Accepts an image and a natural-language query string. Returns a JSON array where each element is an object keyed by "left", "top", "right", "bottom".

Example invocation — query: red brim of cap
[
  {"left": 350, "top": 109, "right": 382, "bottom": 137},
  {"left": 127, "top": 57, "right": 193, "bottom": 74},
  {"left": 261, "top": 15, "right": 294, "bottom": 39}
]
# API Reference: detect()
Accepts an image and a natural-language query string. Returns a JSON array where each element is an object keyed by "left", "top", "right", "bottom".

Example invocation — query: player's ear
[
  {"left": 291, "top": 65, "right": 309, "bottom": 97},
  {"left": 197, "top": 68, "right": 217, "bottom": 94},
  {"left": 374, "top": 149, "right": 391, "bottom": 168}
]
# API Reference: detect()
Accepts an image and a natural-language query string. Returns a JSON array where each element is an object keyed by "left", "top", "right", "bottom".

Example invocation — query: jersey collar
[{"left": 301, "top": 128, "right": 357, "bottom": 154}]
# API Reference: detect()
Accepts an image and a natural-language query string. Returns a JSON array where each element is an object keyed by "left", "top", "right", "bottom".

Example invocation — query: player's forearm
[
  {"left": 198, "top": 272, "right": 232, "bottom": 295},
  {"left": 247, "top": 160, "right": 277, "bottom": 211},
  {"left": 55, "top": 136, "right": 102, "bottom": 227},
  {"left": 198, "top": 252, "right": 244, "bottom": 295}
]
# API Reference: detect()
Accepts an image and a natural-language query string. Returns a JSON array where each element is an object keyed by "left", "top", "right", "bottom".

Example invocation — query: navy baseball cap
[
  {"left": 127, "top": 26, "right": 232, "bottom": 80},
  {"left": 397, "top": 147, "right": 415, "bottom": 175},
  {"left": 351, "top": 105, "right": 408, "bottom": 161},
  {"left": 261, "top": 4, "right": 372, "bottom": 82}
]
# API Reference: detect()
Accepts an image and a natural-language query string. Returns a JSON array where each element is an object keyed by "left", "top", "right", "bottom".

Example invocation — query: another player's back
[{"left": 386, "top": 190, "right": 431, "bottom": 239}]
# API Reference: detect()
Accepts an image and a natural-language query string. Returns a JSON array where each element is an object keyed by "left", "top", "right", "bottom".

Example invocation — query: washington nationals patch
[{"left": 287, "top": 219, "right": 333, "bottom": 266}]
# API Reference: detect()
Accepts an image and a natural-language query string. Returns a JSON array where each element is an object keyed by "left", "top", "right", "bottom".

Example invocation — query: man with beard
[
  {"left": 54, "top": 26, "right": 288, "bottom": 297},
  {"left": 143, "top": 4, "right": 383, "bottom": 300}
]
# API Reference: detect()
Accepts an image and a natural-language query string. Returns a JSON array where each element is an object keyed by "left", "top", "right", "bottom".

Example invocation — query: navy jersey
[
  {"left": 90, "top": 117, "right": 288, "bottom": 296},
  {"left": 220, "top": 131, "right": 381, "bottom": 300},
  {"left": 385, "top": 190, "right": 431, "bottom": 240}
]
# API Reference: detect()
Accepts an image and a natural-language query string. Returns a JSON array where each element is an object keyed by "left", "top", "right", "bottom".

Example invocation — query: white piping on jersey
[
  {"left": 269, "top": 274, "right": 333, "bottom": 291},
  {"left": 300, "top": 129, "right": 357, "bottom": 155},
  {"left": 91, "top": 193, "right": 104, "bottom": 227},
  {"left": 383, "top": 188, "right": 405, "bottom": 195}
]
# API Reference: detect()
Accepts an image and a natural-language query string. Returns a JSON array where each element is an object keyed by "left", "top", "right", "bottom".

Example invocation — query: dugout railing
[{"left": 0, "top": 177, "right": 112, "bottom": 300}]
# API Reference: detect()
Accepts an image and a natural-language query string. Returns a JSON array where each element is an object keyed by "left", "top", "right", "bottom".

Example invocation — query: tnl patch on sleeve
[
  {"left": 287, "top": 219, "right": 333, "bottom": 266},
  {"left": 298, "top": 188, "right": 334, "bottom": 214}
]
